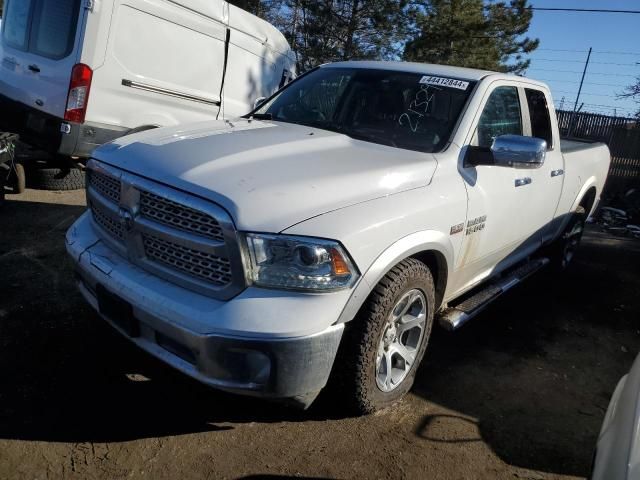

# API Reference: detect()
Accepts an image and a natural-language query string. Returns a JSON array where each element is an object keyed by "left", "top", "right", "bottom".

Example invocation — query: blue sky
[{"left": 523, "top": 0, "right": 639, "bottom": 117}]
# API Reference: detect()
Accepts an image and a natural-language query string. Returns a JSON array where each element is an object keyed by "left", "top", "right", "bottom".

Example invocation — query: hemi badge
[{"left": 450, "top": 223, "right": 464, "bottom": 235}]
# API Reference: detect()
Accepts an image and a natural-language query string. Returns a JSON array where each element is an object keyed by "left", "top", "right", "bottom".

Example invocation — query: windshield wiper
[{"left": 245, "top": 113, "right": 273, "bottom": 121}]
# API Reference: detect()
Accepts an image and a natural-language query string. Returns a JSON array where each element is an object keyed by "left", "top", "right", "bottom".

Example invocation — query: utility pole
[{"left": 568, "top": 47, "right": 592, "bottom": 137}]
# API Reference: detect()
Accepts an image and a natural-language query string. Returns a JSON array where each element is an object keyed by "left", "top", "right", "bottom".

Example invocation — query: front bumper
[
  {"left": 66, "top": 212, "right": 347, "bottom": 406},
  {"left": 0, "top": 93, "right": 127, "bottom": 158}
]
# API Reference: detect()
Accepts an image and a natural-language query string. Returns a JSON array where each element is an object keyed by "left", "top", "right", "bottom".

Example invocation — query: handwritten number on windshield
[{"left": 399, "top": 85, "right": 437, "bottom": 133}]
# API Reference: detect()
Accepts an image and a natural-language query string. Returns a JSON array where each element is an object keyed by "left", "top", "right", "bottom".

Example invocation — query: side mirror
[
  {"left": 253, "top": 97, "right": 267, "bottom": 111},
  {"left": 465, "top": 135, "right": 547, "bottom": 168}
]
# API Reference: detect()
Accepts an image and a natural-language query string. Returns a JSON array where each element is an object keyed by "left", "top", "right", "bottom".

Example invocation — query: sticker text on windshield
[{"left": 419, "top": 76, "right": 469, "bottom": 91}]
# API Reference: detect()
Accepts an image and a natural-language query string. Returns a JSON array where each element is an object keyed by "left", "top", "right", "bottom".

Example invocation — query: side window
[
  {"left": 476, "top": 86, "right": 522, "bottom": 148},
  {"left": 525, "top": 89, "right": 553, "bottom": 148}
]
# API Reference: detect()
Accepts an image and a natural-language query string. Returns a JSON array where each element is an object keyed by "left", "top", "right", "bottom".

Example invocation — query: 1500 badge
[{"left": 466, "top": 215, "right": 487, "bottom": 235}]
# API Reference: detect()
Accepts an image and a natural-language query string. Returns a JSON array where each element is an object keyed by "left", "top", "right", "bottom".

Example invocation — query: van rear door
[{"left": 0, "top": 0, "right": 85, "bottom": 119}]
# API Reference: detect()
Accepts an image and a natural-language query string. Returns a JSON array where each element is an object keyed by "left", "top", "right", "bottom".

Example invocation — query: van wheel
[
  {"left": 550, "top": 206, "right": 586, "bottom": 271},
  {"left": 0, "top": 173, "right": 6, "bottom": 207},
  {"left": 29, "top": 166, "right": 85, "bottom": 191},
  {"left": 337, "top": 258, "right": 435, "bottom": 414},
  {"left": 13, "top": 162, "right": 26, "bottom": 194}
]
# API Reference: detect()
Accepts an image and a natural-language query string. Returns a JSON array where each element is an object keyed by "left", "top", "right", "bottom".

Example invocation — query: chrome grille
[
  {"left": 143, "top": 234, "right": 232, "bottom": 286},
  {"left": 90, "top": 200, "right": 124, "bottom": 241},
  {"left": 139, "top": 190, "right": 224, "bottom": 241},
  {"left": 88, "top": 169, "right": 121, "bottom": 204},
  {"left": 86, "top": 159, "right": 244, "bottom": 300}
]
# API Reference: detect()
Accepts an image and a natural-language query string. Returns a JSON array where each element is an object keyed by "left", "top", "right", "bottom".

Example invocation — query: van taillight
[{"left": 64, "top": 64, "right": 93, "bottom": 124}]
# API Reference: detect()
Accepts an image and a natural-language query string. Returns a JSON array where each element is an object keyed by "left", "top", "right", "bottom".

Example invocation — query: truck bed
[{"left": 560, "top": 138, "right": 607, "bottom": 154}]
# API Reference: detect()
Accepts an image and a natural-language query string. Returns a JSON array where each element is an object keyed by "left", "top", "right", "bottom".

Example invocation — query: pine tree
[
  {"left": 230, "top": 0, "right": 410, "bottom": 72},
  {"left": 403, "top": 0, "right": 538, "bottom": 74},
  {"left": 288, "top": 0, "right": 409, "bottom": 71}
]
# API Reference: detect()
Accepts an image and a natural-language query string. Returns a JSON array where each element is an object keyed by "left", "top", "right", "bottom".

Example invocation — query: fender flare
[
  {"left": 336, "top": 230, "right": 454, "bottom": 324},
  {"left": 571, "top": 175, "right": 599, "bottom": 217},
  {"left": 126, "top": 125, "right": 161, "bottom": 135}
]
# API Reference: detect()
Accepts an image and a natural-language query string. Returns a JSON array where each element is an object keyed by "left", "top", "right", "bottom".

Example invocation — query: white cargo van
[{"left": 0, "top": 0, "right": 295, "bottom": 159}]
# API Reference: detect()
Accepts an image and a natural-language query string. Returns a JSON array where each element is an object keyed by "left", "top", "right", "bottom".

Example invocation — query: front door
[{"left": 454, "top": 82, "right": 541, "bottom": 293}]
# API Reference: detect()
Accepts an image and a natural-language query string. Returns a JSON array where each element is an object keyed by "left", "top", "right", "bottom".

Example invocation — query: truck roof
[{"left": 322, "top": 61, "right": 548, "bottom": 87}]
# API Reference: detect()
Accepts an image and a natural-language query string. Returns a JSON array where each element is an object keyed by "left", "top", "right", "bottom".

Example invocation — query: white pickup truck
[{"left": 66, "top": 61, "right": 611, "bottom": 413}]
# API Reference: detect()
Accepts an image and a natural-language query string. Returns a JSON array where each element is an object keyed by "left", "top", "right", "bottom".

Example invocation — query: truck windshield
[
  {"left": 252, "top": 67, "right": 475, "bottom": 153},
  {"left": 2, "top": 0, "right": 81, "bottom": 59}
]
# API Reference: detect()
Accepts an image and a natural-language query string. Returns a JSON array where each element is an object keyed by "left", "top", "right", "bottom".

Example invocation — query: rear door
[
  {"left": 520, "top": 87, "right": 564, "bottom": 243},
  {"left": 0, "top": 0, "right": 85, "bottom": 118}
]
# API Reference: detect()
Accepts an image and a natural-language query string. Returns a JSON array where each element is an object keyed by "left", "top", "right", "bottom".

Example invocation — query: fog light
[{"left": 221, "top": 348, "right": 271, "bottom": 385}]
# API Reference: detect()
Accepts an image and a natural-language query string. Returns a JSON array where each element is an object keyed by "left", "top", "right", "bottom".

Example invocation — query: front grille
[
  {"left": 86, "top": 159, "right": 242, "bottom": 299},
  {"left": 89, "top": 170, "right": 121, "bottom": 204},
  {"left": 90, "top": 200, "right": 124, "bottom": 241},
  {"left": 139, "top": 190, "right": 224, "bottom": 242},
  {"left": 143, "top": 234, "right": 232, "bottom": 286}
]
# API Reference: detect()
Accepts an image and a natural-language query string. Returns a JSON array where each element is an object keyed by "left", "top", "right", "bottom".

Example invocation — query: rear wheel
[
  {"left": 550, "top": 206, "right": 586, "bottom": 271},
  {"left": 336, "top": 258, "right": 435, "bottom": 414}
]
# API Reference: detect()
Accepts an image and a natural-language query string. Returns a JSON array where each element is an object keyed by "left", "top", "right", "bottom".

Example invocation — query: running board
[{"left": 438, "top": 257, "right": 550, "bottom": 331}]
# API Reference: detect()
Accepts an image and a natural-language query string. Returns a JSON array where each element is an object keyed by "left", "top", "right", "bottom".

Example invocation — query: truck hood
[{"left": 93, "top": 119, "right": 437, "bottom": 232}]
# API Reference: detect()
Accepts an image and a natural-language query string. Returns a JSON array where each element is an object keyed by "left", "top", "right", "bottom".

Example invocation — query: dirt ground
[{"left": 1, "top": 188, "right": 639, "bottom": 480}]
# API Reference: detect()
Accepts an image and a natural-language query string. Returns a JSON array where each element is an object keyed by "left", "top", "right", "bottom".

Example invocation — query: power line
[
  {"left": 530, "top": 7, "right": 640, "bottom": 14},
  {"left": 536, "top": 78, "right": 629, "bottom": 88},
  {"left": 581, "top": 102, "right": 635, "bottom": 110},
  {"left": 527, "top": 68, "right": 638, "bottom": 77},
  {"left": 537, "top": 48, "right": 640, "bottom": 56},
  {"left": 531, "top": 58, "right": 640, "bottom": 67},
  {"left": 554, "top": 89, "right": 622, "bottom": 98}
]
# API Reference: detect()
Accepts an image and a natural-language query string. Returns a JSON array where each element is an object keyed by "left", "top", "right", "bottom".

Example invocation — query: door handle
[
  {"left": 28, "top": 64, "right": 41, "bottom": 73},
  {"left": 551, "top": 169, "right": 564, "bottom": 177},
  {"left": 515, "top": 177, "right": 532, "bottom": 187}
]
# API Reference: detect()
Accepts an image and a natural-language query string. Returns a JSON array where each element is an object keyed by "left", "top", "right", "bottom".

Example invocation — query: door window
[
  {"left": 476, "top": 86, "right": 522, "bottom": 147},
  {"left": 2, "top": 0, "right": 33, "bottom": 50},
  {"left": 525, "top": 89, "right": 553, "bottom": 148},
  {"left": 1, "top": 0, "right": 80, "bottom": 59}
]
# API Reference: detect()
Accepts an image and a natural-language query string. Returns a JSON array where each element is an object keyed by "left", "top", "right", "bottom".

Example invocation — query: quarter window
[
  {"left": 476, "top": 86, "right": 522, "bottom": 148},
  {"left": 525, "top": 89, "right": 553, "bottom": 148}
]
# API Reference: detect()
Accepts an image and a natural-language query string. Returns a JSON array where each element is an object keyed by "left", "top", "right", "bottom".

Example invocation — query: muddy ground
[{"left": 1, "top": 188, "right": 639, "bottom": 480}]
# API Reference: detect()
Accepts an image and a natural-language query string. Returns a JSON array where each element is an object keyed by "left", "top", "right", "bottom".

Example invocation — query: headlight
[{"left": 244, "top": 233, "right": 359, "bottom": 291}]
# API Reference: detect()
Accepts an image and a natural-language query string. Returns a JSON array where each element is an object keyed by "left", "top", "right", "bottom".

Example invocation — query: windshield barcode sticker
[{"left": 419, "top": 76, "right": 469, "bottom": 90}]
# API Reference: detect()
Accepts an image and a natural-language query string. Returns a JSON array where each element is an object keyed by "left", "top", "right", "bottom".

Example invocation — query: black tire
[
  {"left": 335, "top": 258, "right": 435, "bottom": 414},
  {"left": 13, "top": 162, "right": 26, "bottom": 194},
  {"left": 0, "top": 173, "right": 6, "bottom": 207},
  {"left": 29, "top": 166, "right": 85, "bottom": 191},
  {"left": 549, "top": 206, "right": 586, "bottom": 272}
]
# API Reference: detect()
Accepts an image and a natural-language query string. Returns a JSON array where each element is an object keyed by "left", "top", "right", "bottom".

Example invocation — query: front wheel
[{"left": 336, "top": 258, "right": 435, "bottom": 414}]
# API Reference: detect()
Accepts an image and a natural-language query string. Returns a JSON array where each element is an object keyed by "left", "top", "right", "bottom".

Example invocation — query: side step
[{"left": 438, "top": 257, "right": 550, "bottom": 331}]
